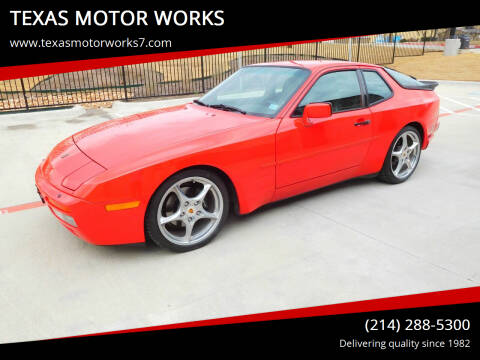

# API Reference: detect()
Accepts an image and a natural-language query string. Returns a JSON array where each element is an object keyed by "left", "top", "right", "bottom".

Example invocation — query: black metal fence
[{"left": 0, "top": 29, "right": 456, "bottom": 112}]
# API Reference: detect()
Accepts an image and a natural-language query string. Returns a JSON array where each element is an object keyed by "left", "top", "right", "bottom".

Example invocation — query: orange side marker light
[{"left": 105, "top": 201, "right": 140, "bottom": 211}]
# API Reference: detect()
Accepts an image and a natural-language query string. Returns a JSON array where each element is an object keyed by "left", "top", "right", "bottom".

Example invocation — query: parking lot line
[
  {"left": 440, "top": 106, "right": 453, "bottom": 114},
  {"left": 439, "top": 103, "right": 480, "bottom": 117},
  {"left": 439, "top": 96, "right": 480, "bottom": 113},
  {"left": 0, "top": 201, "right": 44, "bottom": 215}
]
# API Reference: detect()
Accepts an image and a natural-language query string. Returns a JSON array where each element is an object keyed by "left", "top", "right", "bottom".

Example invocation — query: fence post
[
  {"left": 264, "top": 48, "right": 267, "bottom": 62},
  {"left": 356, "top": 37, "right": 361, "bottom": 62},
  {"left": 200, "top": 56, "right": 206, "bottom": 93},
  {"left": 20, "top": 78, "right": 29, "bottom": 111},
  {"left": 392, "top": 33, "right": 397, "bottom": 64},
  {"left": 121, "top": 66, "right": 128, "bottom": 101},
  {"left": 422, "top": 30, "right": 427, "bottom": 55},
  {"left": 315, "top": 42, "right": 318, "bottom": 59},
  {"left": 348, "top": 38, "right": 352, "bottom": 61}
]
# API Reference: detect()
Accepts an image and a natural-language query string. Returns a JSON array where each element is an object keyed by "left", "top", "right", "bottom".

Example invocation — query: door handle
[{"left": 354, "top": 119, "right": 370, "bottom": 126}]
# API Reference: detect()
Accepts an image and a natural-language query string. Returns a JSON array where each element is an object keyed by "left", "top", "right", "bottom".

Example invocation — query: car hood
[{"left": 73, "top": 103, "right": 254, "bottom": 169}]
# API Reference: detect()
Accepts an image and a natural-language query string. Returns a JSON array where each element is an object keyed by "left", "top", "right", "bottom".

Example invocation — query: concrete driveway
[{"left": 0, "top": 81, "right": 479, "bottom": 343}]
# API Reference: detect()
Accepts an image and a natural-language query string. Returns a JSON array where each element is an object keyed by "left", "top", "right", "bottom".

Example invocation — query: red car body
[{"left": 35, "top": 61, "right": 440, "bottom": 245}]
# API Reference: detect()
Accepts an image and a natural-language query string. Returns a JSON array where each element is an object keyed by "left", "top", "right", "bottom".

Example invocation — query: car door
[{"left": 276, "top": 68, "right": 373, "bottom": 188}]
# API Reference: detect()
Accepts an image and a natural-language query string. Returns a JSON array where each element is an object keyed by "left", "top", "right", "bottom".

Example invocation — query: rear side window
[
  {"left": 384, "top": 68, "right": 426, "bottom": 88},
  {"left": 295, "top": 70, "right": 362, "bottom": 115},
  {"left": 362, "top": 71, "right": 392, "bottom": 105}
]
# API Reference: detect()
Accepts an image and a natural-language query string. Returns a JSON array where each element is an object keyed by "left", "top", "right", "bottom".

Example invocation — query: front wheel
[
  {"left": 378, "top": 126, "right": 422, "bottom": 184},
  {"left": 145, "top": 169, "right": 230, "bottom": 252}
]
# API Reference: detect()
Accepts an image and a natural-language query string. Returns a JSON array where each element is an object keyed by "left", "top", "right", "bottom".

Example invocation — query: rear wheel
[
  {"left": 145, "top": 169, "right": 229, "bottom": 252},
  {"left": 378, "top": 126, "right": 422, "bottom": 184}
]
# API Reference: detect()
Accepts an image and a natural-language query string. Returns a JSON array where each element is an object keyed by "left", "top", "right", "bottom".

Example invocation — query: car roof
[{"left": 246, "top": 60, "right": 381, "bottom": 70}]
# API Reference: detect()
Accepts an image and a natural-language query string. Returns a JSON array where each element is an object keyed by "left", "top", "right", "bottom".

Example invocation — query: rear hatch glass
[{"left": 384, "top": 67, "right": 438, "bottom": 90}]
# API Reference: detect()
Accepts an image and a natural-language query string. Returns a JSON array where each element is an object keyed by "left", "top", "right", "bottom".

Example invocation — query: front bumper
[{"left": 35, "top": 163, "right": 145, "bottom": 245}]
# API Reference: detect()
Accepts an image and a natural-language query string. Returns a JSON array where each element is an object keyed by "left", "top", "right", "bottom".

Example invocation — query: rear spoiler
[
  {"left": 417, "top": 80, "right": 439, "bottom": 90},
  {"left": 395, "top": 80, "right": 439, "bottom": 91}
]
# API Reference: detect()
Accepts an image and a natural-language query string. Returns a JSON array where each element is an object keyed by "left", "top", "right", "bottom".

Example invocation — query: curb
[{"left": 0, "top": 105, "right": 86, "bottom": 126}]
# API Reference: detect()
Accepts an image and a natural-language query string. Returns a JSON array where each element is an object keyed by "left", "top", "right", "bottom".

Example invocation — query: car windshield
[{"left": 198, "top": 66, "right": 311, "bottom": 118}]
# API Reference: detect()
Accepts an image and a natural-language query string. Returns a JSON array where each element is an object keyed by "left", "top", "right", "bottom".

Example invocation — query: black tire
[
  {"left": 145, "top": 169, "right": 230, "bottom": 252},
  {"left": 377, "top": 125, "right": 422, "bottom": 184}
]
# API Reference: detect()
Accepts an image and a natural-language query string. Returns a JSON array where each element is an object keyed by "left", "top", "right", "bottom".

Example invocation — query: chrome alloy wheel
[
  {"left": 390, "top": 130, "right": 421, "bottom": 179},
  {"left": 157, "top": 176, "right": 223, "bottom": 246}
]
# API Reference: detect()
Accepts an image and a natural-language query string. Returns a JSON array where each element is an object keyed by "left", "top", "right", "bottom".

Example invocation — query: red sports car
[{"left": 35, "top": 61, "right": 440, "bottom": 251}]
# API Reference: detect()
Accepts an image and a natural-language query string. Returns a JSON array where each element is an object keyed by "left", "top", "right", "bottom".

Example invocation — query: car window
[
  {"left": 362, "top": 70, "right": 392, "bottom": 105},
  {"left": 383, "top": 67, "right": 425, "bottom": 88},
  {"left": 293, "top": 70, "right": 362, "bottom": 116},
  {"left": 294, "top": 70, "right": 362, "bottom": 116}
]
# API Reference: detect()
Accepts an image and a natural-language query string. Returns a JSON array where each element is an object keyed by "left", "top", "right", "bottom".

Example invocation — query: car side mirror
[{"left": 301, "top": 103, "right": 332, "bottom": 127}]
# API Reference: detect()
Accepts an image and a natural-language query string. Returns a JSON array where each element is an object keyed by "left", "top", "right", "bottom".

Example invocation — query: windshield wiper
[
  {"left": 194, "top": 100, "right": 246, "bottom": 115},
  {"left": 193, "top": 99, "right": 208, "bottom": 107},
  {"left": 208, "top": 103, "right": 246, "bottom": 114}
]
